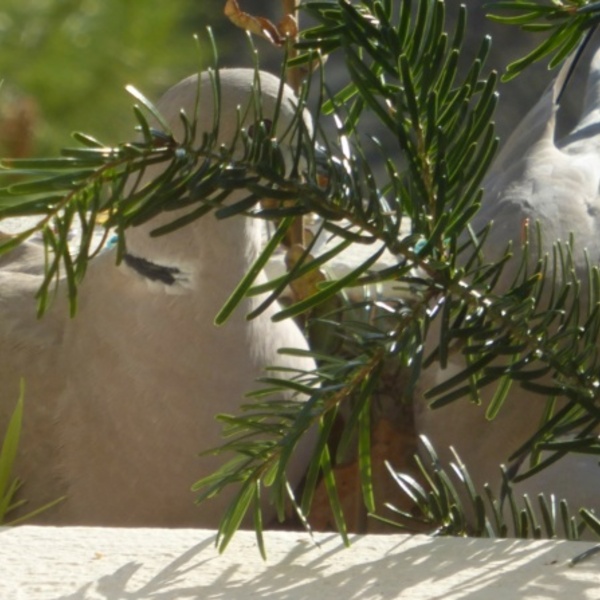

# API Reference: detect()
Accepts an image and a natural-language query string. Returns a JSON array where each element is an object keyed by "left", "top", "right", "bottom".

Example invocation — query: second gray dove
[{"left": 415, "top": 45, "right": 600, "bottom": 523}]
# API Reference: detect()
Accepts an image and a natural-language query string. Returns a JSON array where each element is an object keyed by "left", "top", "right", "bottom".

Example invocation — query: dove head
[{"left": 123, "top": 68, "right": 312, "bottom": 284}]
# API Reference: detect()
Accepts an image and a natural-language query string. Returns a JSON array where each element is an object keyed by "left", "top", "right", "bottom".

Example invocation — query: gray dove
[
  {"left": 414, "top": 45, "right": 600, "bottom": 523},
  {"left": 0, "top": 68, "right": 316, "bottom": 527}
]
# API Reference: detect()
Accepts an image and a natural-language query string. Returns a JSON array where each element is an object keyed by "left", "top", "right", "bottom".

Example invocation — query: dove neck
[{"left": 575, "top": 49, "right": 600, "bottom": 128}]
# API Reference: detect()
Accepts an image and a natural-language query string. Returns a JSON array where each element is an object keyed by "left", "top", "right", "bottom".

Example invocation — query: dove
[
  {"left": 0, "top": 68, "right": 316, "bottom": 527},
  {"left": 414, "top": 44, "right": 600, "bottom": 526}
]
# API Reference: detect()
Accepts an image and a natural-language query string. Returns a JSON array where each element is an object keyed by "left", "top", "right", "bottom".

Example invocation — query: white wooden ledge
[{"left": 1, "top": 527, "right": 599, "bottom": 599}]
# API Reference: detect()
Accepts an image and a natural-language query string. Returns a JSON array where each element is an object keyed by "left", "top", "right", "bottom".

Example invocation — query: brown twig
[{"left": 282, "top": 0, "right": 305, "bottom": 248}]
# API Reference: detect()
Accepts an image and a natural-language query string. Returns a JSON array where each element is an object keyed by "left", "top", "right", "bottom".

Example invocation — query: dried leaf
[
  {"left": 224, "top": 0, "right": 296, "bottom": 46},
  {"left": 278, "top": 14, "right": 298, "bottom": 39}
]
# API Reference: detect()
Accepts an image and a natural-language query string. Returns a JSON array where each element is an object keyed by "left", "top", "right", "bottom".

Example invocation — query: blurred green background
[
  {"left": 0, "top": 0, "right": 581, "bottom": 158},
  {"left": 0, "top": 0, "right": 239, "bottom": 155}
]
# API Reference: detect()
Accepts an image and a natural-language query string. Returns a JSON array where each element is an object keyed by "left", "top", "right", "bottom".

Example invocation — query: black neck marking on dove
[{"left": 123, "top": 253, "right": 180, "bottom": 285}]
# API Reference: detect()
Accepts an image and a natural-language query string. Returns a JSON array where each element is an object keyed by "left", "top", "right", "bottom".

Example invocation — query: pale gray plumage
[
  {"left": 0, "top": 69, "right": 315, "bottom": 527},
  {"left": 414, "top": 46, "right": 600, "bottom": 520}
]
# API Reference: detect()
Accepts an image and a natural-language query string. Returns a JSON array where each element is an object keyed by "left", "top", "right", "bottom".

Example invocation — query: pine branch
[{"left": 1, "top": 0, "right": 599, "bottom": 550}]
